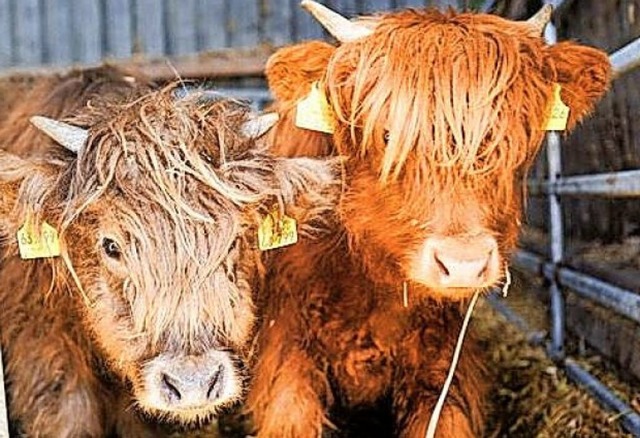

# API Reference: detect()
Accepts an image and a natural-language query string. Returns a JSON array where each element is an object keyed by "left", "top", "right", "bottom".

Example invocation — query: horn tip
[
  {"left": 29, "top": 115, "right": 47, "bottom": 127},
  {"left": 300, "top": 0, "right": 316, "bottom": 12}
]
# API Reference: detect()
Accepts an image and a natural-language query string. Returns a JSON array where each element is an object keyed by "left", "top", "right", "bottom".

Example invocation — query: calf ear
[
  {"left": 0, "top": 151, "right": 60, "bottom": 233},
  {"left": 0, "top": 151, "right": 24, "bottom": 223},
  {"left": 273, "top": 156, "right": 342, "bottom": 234},
  {"left": 545, "top": 42, "right": 612, "bottom": 131},
  {"left": 266, "top": 41, "right": 336, "bottom": 103}
]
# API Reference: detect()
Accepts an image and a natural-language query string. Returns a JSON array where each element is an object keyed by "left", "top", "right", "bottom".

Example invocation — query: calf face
[
  {"left": 0, "top": 89, "right": 339, "bottom": 424},
  {"left": 266, "top": 2, "right": 611, "bottom": 299}
]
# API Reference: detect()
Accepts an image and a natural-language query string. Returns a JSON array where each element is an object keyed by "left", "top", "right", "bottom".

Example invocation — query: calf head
[
  {"left": 0, "top": 88, "right": 339, "bottom": 423},
  {"left": 266, "top": 2, "right": 611, "bottom": 299}
]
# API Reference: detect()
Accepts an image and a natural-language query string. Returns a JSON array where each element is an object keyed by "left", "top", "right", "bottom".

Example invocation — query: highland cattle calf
[
  {"left": 0, "top": 67, "right": 339, "bottom": 437},
  {"left": 247, "top": 2, "right": 611, "bottom": 437}
]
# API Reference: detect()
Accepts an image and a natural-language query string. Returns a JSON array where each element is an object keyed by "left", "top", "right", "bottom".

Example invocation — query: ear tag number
[
  {"left": 295, "top": 81, "right": 336, "bottom": 134},
  {"left": 544, "top": 83, "right": 570, "bottom": 131},
  {"left": 258, "top": 209, "right": 298, "bottom": 251},
  {"left": 17, "top": 216, "right": 61, "bottom": 259}
]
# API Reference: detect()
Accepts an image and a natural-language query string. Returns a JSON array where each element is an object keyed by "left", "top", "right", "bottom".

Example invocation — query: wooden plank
[
  {"left": 293, "top": 0, "right": 325, "bottom": 41},
  {"left": 133, "top": 0, "right": 165, "bottom": 55},
  {"left": 396, "top": 0, "right": 427, "bottom": 7},
  {"left": 71, "top": 0, "right": 102, "bottom": 63},
  {"left": 42, "top": 0, "right": 73, "bottom": 65},
  {"left": 13, "top": 0, "right": 43, "bottom": 66},
  {"left": 262, "top": 0, "right": 293, "bottom": 46},
  {"left": 433, "top": 0, "right": 457, "bottom": 8},
  {"left": 195, "top": 0, "right": 227, "bottom": 50},
  {"left": 228, "top": 0, "right": 260, "bottom": 48},
  {"left": 104, "top": 0, "right": 133, "bottom": 58},
  {"left": 166, "top": 0, "right": 197, "bottom": 55},
  {"left": 332, "top": 0, "right": 359, "bottom": 15},
  {"left": 359, "top": 0, "right": 394, "bottom": 13},
  {"left": 0, "top": 47, "right": 275, "bottom": 82},
  {"left": 129, "top": 48, "right": 272, "bottom": 80},
  {"left": 0, "top": 0, "right": 13, "bottom": 67}
]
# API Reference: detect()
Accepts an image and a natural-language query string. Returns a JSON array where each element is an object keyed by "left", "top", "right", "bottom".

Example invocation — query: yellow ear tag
[
  {"left": 544, "top": 83, "right": 570, "bottom": 131},
  {"left": 295, "top": 81, "right": 336, "bottom": 134},
  {"left": 258, "top": 209, "right": 298, "bottom": 251},
  {"left": 17, "top": 215, "right": 61, "bottom": 260}
]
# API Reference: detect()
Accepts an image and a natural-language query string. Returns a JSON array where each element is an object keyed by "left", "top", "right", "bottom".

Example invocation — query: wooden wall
[{"left": 0, "top": 0, "right": 439, "bottom": 70}]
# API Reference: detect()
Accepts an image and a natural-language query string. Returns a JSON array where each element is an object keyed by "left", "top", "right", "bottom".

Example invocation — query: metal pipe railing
[
  {"left": 564, "top": 359, "right": 640, "bottom": 435},
  {"left": 513, "top": 249, "right": 640, "bottom": 325},
  {"left": 528, "top": 169, "right": 640, "bottom": 197},
  {"left": 543, "top": 12, "right": 566, "bottom": 361}
]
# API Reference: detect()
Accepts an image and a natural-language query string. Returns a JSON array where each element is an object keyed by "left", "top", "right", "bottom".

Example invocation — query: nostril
[
  {"left": 161, "top": 373, "right": 182, "bottom": 402},
  {"left": 433, "top": 252, "right": 450, "bottom": 277},
  {"left": 206, "top": 365, "right": 224, "bottom": 401}
]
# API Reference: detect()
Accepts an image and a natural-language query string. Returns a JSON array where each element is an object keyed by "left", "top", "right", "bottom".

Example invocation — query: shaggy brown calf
[
  {"left": 0, "top": 67, "right": 339, "bottom": 437},
  {"left": 247, "top": 3, "right": 611, "bottom": 437}
]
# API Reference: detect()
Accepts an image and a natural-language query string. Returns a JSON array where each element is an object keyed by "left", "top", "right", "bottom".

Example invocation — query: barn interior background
[{"left": 1, "top": 0, "right": 640, "bottom": 436}]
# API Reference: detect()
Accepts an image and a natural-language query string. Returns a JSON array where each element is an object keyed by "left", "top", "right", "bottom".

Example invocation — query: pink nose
[{"left": 413, "top": 235, "right": 500, "bottom": 288}]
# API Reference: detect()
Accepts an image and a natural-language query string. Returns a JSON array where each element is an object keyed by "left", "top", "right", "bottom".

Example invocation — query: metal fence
[{"left": 486, "top": 1, "right": 640, "bottom": 436}]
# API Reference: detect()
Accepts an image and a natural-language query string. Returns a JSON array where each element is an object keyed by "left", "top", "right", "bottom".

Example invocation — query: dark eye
[
  {"left": 383, "top": 131, "right": 390, "bottom": 145},
  {"left": 101, "top": 238, "right": 122, "bottom": 259}
]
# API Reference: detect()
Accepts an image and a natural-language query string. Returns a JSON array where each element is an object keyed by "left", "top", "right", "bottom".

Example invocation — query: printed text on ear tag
[
  {"left": 258, "top": 209, "right": 298, "bottom": 251},
  {"left": 295, "top": 81, "right": 336, "bottom": 134},
  {"left": 544, "top": 83, "right": 570, "bottom": 131},
  {"left": 17, "top": 218, "right": 61, "bottom": 259}
]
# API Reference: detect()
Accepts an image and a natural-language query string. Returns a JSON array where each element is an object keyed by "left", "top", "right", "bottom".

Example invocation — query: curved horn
[
  {"left": 526, "top": 4, "right": 553, "bottom": 35},
  {"left": 241, "top": 112, "right": 280, "bottom": 139},
  {"left": 301, "top": 0, "right": 373, "bottom": 43},
  {"left": 30, "top": 116, "right": 88, "bottom": 154}
]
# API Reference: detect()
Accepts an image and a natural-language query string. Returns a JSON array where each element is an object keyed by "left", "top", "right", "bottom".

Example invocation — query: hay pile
[{"left": 477, "top": 295, "right": 635, "bottom": 437}]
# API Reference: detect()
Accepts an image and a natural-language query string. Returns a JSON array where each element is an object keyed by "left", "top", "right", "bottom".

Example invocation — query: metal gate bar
[
  {"left": 513, "top": 250, "right": 640, "bottom": 324},
  {"left": 529, "top": 169, "right": 640, "bottom": 197}
]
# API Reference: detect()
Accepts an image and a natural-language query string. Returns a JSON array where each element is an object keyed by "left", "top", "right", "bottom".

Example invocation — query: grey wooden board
[
  {"left": 0, "top": 0, "right": 13, "bottom": 67},
  {"left": 134, "top": 0, "right": 166, "bottom": 55},
  {"left": 105, "top": 0, "right": 133, "bottom": 58},
  {"left": 396, "top": 0, "right": 427, "bottom": 7},
  {"left": 360, "top": 0, "right": 395, "bottom": 13},
  {"left": 43, "top": 0, "right": 73, "bottom": 64},
  {"left": 433, "top": 0, "right": 458, "bottom": 7},
  {"left": 293, "top": 1, "right": 325, "bottom": 41},
  {"left": 166, "top": 0, "right": 198, "bottom": 55},
  {"left": 332, "top": 0, "right": 359, "bottom": 15},
  {"left": 263, "top": 0, "right": 293, "bottom": 46},
  {"left": 228, "top": 0, "right": 259, "bottom": 48},
  {"left": 196, "top": 0, "right": 227, "bottom": 50},
  {"left": 72, "top": 0, "right": 102, "bottom": 62},
  {"left": 13, "top": 0, "right": 42, "bottom": 66}
]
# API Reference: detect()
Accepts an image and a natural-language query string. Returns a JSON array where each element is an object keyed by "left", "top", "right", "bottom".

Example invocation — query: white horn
[
  {"left": 30, "top": 116, "right": 88, "bottom": 154},
  {"left": 526, "top": 4, "right": 553, "bottom": 35},
  {"left": 301, "top": 0, "right": 373, "bottom": 43},
  {"left": 241, "top": 112, "right": 280, "bottom": 139}
]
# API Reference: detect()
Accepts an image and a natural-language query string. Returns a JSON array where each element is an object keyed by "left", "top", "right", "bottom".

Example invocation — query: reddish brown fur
[
  {"left": 249, "top": 7, "right": 611, "bottom": 437},
  {"left": 0, "top": 67, "right": 339, "bottom": 437}
]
